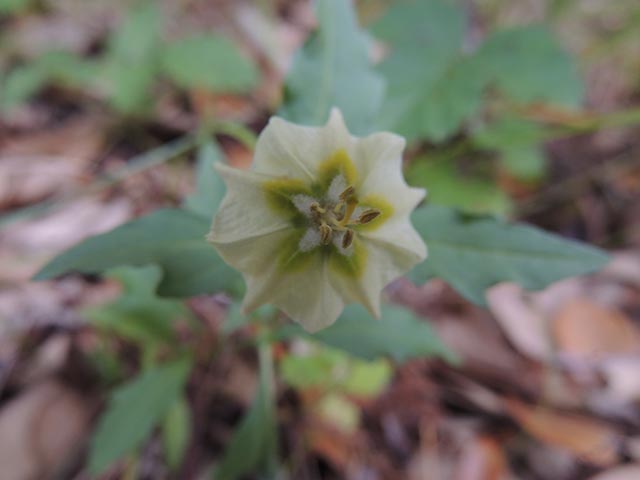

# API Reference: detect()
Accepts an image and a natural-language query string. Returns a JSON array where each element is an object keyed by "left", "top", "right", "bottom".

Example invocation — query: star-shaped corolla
[{"left": 207, "top": 108, "right": 426, "bottom": 332}]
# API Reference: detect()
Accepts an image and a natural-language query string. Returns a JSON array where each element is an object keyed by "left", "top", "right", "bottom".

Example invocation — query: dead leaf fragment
[
  {"left": 553, "top": 300, "right": 640, "bottom": 359},
  {"left": 504, "top": 398, "right": 620, "bottom": 466},
  {"left": 487, "top": 283, "right": 552, "bottom": 362},
  {"left": 454, "top": 435, "right": 510, "bottom": 480},
  {"left": 588, "top": 465, "right": 640, "bottom": 480},
  {"left": 0, "top": 380, "right": 93, "bottom": 480}
]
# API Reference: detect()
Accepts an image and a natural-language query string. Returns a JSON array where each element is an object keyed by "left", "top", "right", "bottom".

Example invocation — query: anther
[
  {"left": 357, "top": 209, "right": 381, "bottom": 224},
  {"left": 319, "top": 223, "right": 333, "bottom": 245},
  {"left": 342, "top": 229, "right": 354, "bottom": 249},
  {"left": 339, "top": 186, "right": 355, "bottom": 202}
]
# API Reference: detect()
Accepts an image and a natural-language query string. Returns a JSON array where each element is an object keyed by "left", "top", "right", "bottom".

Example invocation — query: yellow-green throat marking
[{"left": 262, "top": 149, "right": 393, "bottom": 277}]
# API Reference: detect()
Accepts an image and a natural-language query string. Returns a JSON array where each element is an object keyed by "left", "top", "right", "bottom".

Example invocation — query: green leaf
[
  {"left": 1, "top": 51, "right": 96, "bottom": 110},
  {"left": 161, "top": 34, "right": 258, "bottom": 93},
  {"left": 84, "top": 266, "right": 188, "bottom": 345},
  {"left": 473, "top": 117, "right": 549, "bottom": 180},
  {"left": 162, "top": 396, "right": 191, "bottom": 470},
  {"left": 108, "top": 1, "right": 162, "bottom": 62},
  {"left": 279, "top": 0, "right": 384, "bottom": 134},
  {"left": 315, "top": 393, "right": 359, "bottom": 433},
  {"left": 477, "top": 26, "right": 583, "bottom": 107},
  {"left": 88, "top": 358, "right": 192, "bottom": 475},
  {"left": 279, "top": 304, "right": 455, "bottom": 363},
  {"left": 101, "top": 59, "right": 156, "bottom": 114},
  {"left": 34, "top": 208, "right": 243, "bottom": 298},
  {"left": 408, "top": 160, "right": 512, "bottom": 216},
  {"left": 281, "top": 345, "right": 391, "bottom": 396},
  {"left": 372, "top": 0, "right": 484, "bottom": 141},
  {"left": 102, "top": 1, "right": 163, "bottom": 113},
  {"left": 473, "top": 117, "right": 548, "bottom": 151},
  {"left": 409, "top": 205, "right": 609, "bottom": 304},
  {"left": 214, "top": 344, "right": 277, "bottom": 480},
  {"left": 183, "top": 141, "right": 226, "bottom": 219},
  {"left": 37, "top": 51, "right": 97, "bottom": 87},
  {"left": 1, "top": 63, "right": 47, "bottom": 109},
  {"left": 0, "top": 0, "right": 30, "bottom": 13},
  {"left": 500, "top": 147, "right": 547, "bottom": 180}
]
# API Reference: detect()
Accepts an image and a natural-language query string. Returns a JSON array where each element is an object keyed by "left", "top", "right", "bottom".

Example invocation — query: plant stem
[{"left": 258, "top": 337, "right": 280, "bottom": 478}]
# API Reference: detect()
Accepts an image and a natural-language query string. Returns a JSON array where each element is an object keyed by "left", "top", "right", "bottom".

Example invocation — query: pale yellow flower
[{"left": 208, "top": 109, "right": 426, "bottom": 332}]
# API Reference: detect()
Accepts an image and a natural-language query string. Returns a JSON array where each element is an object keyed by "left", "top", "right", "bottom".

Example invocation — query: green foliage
[
  {"left": 371, "top": 0, "right": 583, "bottom": 142},
  {"left": 161, "top": 34, "right": 258, "bottom": 92},
  {"left": 183, "top": 140, "right": 227, "bottom": 218},
  {"left": 214, "top": 344, "right": 278, "bottom": 480},
  {"left": 2, "top": 2, "right": 259, "bottom": 114},
  {"left": 88, "top": 358, "right": 192, "bottom": 475},
  {"left": 101, "top": 60, "right": 157, "bottom": 114},
  {"left": 279, "top": 304, "right": 456, "bottom": 363},
  {"left": 162, "top": 396, "right": 192, "bottom": 470},
  {"left": 35, "top": 138, "right": 244, "bottom": 297},
  {"left": 99, "top": 1, "right": 162, "bottom": 113},
  {"left": 473, "top": 117, "right": 549, "bottom": 180},
  {"left": 477, "top": 26, "right": 584, "bottom": 108},
  {"left": 84, "top": 265, "right": 188, "bottom": 346},
  {"left": 279, "top": 0, "right": 384, "bottom": 134},
  {"left": 372, "top": 0, "right": 478, "bottom": 141},
  {"left": 34, "top": 208, "right": 242, "bottom": 297},
  {"left": 1, "top": 51, "right": 95, "bottom": 110},
  {"left": 409, "top": 205, "right": 610, "bottom": 304},
  {"left": 408, "top": 160, "right": 512, "bottom": 215},
  {"left": 281, "top": 345, "right": 391, "bottom": 396},
  {"left": 1, "top": 63, "right": 47, "bottom": 110},
  {"left": 108, "top": 2, "right": 163, "bottom": 62},
  {"left": 0, "top": 0, "right": 30, "bottom": 13}
]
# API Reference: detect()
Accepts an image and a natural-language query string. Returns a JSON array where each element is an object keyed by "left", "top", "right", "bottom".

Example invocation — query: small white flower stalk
[{"left": 207, "top": 108, "right": 426, "bottom": 332}]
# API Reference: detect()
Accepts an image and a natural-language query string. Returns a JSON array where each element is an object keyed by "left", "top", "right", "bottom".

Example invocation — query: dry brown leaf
[
  {"left": 0, "top": 117, "right": 106, "bottom": 208},
  {"left": 599, "top": 356, "right": 640, "bottom": 403},
  {"left": 487, "top": 283, "right": 552, "bottom": 362},
  {"left": 504, "top": 398, "right": 620, "bottom": 466},
  {"left": 588, "top": 465, "right": 640, "bottom": 480},
  {"left": 0, "top": 380, "right": 94, "bottom": 480},
  {"left": 552, "top": 300, "right": 640, "bottom": 358},
  {"left": 224, "top": 142, "right": 253, "bottom": 170},
  {"left": 604, "top": 251, "right": 640, "bottom": 287},
  {"left": 306, "top": 419, "right": 358, "bottom": 471},
  {"left": 454, "top": 436, "right": 510, "bottom": 480},
  {"left": 407, "top": 423, "right": 445, "bottom": 480}
]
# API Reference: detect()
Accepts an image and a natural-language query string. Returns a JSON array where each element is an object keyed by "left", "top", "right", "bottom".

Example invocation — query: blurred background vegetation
[{"left": 1, "top": 0, "right": 640, "bottom": 479}]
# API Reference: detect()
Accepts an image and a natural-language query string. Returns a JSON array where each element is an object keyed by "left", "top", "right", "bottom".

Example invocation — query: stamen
[
  {"left": 342, "top": 229, "right": 354, "bottom": 249},
  {"left": 319, "top": 223, "right": 333, "bottom": 245},
  {"left": 339, "top": 201, "right": 357, "bottom": 227},
  {"left": 357, "top": 209, "right": 381, "bottom": 224},
  {"left": 339, "top": 185, "right": 355, "bottom": 202},
  {"left": 310, "top": 202, "right": 326, "bottom": 214}
]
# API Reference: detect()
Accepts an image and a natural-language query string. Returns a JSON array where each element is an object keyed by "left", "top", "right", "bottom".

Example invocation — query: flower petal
[
  {"left": 253, "top": 108, "right": 353, "bottom": 182},
  {"left": 359, "top": 212, "right": 427, "bottom": 262},
  {"left": 242, "top": 255, "right": 344, "bottom": 332},
  {"left": 207, "top": 163, "right": 290, "bottom": 244},
  {"left": 331, "top": 237, "right": 425, "bottom": 318},
  {"left": 355, "top": 139, "right": 424, "bottom": 216},
  {"left": 212, "top": 229, "right": 293, "bottom": 275},
  {"left": 352, "top": 130, "right": 406, "bottom": 183}
]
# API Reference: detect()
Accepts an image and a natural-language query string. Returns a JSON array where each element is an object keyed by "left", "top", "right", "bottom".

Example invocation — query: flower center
[{"left": 294, "top": 175, "right": 381, "bottom": 254}]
